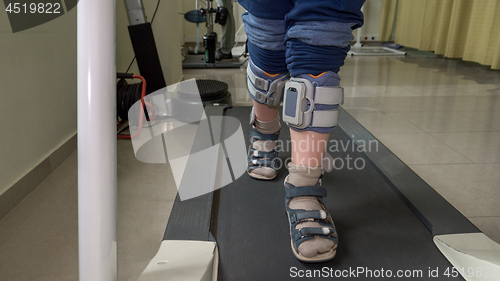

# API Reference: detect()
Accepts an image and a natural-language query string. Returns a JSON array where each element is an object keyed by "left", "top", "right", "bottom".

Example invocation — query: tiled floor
[
  {"left": 1, "top": 49, "right": 499, "bottom": 280},
  {"left": 0, "top": 141, "right": 177, "bottom": 280}
]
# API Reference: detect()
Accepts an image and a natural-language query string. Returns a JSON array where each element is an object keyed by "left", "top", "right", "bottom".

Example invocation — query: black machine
[
  {"left": 182, "top": 0, "right": 247, "bottom": 68},
  {"left": 119, "top": 0, "right": 232, "bottom": 125}
]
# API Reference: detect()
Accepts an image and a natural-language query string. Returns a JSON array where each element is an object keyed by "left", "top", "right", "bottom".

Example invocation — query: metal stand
[
  {"left": 348, "top": 4, "right": 406, "bottom": 56},
  {"left": 182, "top": 0, "right": 247, "bottom": 68}
]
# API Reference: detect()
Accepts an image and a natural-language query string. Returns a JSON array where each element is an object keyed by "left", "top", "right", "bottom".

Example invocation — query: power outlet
[{"left": 361, "top": 34, "right": 379, "bottom": 41}]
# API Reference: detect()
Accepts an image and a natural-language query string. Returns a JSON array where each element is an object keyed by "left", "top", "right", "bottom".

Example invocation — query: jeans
[{"left": 239, "top": 0, "right": 365, "bottom": 76}]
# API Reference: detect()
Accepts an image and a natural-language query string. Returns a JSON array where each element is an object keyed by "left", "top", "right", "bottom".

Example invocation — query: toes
[
  {"left": 297, "top": 236, "right": 336, "bottom": 258},
  {"left": 251, "top": 167, "right": 276, "bottom": 178}
]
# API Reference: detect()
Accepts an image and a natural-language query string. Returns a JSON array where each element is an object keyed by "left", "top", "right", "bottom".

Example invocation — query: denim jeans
[{"left": 239, "top": 0, "right": 365, "bottom": 76}]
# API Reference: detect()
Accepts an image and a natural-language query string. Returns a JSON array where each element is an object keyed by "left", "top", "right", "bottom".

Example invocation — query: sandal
[
  {"left": 285, "top": 180, "right": 338, "bottom": 263},
  {"left": 247, "top": 127, "right": 280, "bottom": 180}
]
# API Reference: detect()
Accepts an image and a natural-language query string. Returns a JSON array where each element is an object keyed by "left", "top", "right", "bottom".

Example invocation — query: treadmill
[{"left": 133, "top": 95, "right": 498, "bottom": 280}]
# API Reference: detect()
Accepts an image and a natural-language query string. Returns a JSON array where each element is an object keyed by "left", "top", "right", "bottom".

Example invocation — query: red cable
[
  {"left": 145, "top": 101, "right": 157, "bottom": 121},
  {"left": 117, "top": 74, "right": 150, "bottom": 139}
]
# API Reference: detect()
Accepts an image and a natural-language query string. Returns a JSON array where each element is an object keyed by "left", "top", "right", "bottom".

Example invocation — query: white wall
[
  {"left": 0, "top": 0, "right": 183, "bottom": 196},
  {"left": 354, "top": 0, "right": 383, "bottom": 41},
  {"left": 0, "top": 6, "right": 77, "bottom": 196}
]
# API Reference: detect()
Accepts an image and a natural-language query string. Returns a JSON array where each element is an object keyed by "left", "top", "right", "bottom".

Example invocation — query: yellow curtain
[
  {"left": 384, "top": 0, "right": 500, "bottom": 69},
  {"left": 379, "top": 0, "right": 397, "bottom": 41}
]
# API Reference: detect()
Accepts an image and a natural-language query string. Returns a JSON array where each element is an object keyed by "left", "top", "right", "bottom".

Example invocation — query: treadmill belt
[{"left": 215, "top": 106, "right": 463, "bottom": 280}]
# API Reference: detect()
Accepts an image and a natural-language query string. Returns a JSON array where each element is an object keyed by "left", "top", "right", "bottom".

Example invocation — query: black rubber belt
[{"left": 164, "top": 106, "right": 476, "bottom": 281}]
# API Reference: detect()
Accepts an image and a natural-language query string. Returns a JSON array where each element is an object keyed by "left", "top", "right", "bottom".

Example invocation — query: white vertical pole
[
  {"left": 77, "top": 0, "right": 117, "bottom": 280},
  {"left": 354, "top": 4, "right": 364, "bottom": 48}
]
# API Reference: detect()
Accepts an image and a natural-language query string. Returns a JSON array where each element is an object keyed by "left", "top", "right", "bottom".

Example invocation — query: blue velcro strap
[
  {"left": 248, "top": 147, "right": 278, "bottom": 159},
  {"left": 285, "top": 185, "right": 327, "bottom": 199},
  {"left": 289, "top": 210, "right": 327, "bottom": 224},
  {"left": 248, "top": 159, "right": 279, "bottom": 170},
  {"left": 248, "top": 129, "right": 280, "bottom": 141},
  {"left": 246, "top": 126, "right": 281, "bottom": 174},
  {"left": 292, "top": 227, "right": 336, "bottom": 241}
]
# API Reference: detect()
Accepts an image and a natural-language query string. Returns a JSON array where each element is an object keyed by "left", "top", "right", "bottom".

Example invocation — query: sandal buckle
[
  {"left": 320, "top": 210, "right": 327, "bottom": 219},
  {"left": 322, "top": 227, "right": 330, "bottom": 235}
]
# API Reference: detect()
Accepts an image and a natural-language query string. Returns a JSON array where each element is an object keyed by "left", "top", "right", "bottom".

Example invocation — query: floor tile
[
  {"left": 431, "top": 131, "right": 500, "bottom": 163},
  {"left": 478, "top": 163, "right": 500, "bottom": 178},
  {"left": 423, "top": 96, "right": 500, "bottom": 112},
  {"left": 342, "top": 97, "right": 391, "bottom": 113},
  {"left": 117, "top": 226, "right": 164, "bottom": 265},
  {"left": 24, "top": 151, "right": 77, "bottom": 208},
  {"left": 372, "top": 96, "right": 438, "bottom": 112},
  {"left": 399, "top": 111, "right": 495, "bottom": 133},
  {"left": 462, "top": 110, "right": 500, "bottom": 131},
  {"left": 410, "top": 164, "right": 500, "bottom": 217},
  {"left": 458, "top": 84, "right": 500, "bottom": 96},
  {"left": 375, "top": 133, "right": 472, "bottom": 164},
  {"left": 403, "top": 85, "right": 472, "bottom": 97},
  {"left": 117, "top": 198, "right": 173, "bottom": 230},
  {"left": 347, "top": 111, "right": 425, "bottom": 134},
  {"left": 342, "top": 86, "right": 369, "bottom": 98},
  {"left": 355, "top": 85, "right": 416, "bottom": 97},
  {"left": 468, "top": 217, "right": 500, "bottom": 244},
  {"left": 0, "top": 229, "right": 35, "bottom": 271},
  {"left": 1, "top": 228, "right": 78, "bottom": 280},
  {"left": 118, "top": 261, "right": 149, "bottom": 281}
]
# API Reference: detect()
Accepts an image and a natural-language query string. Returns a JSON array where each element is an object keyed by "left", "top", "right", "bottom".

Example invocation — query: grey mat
[{"left": 215, "top": 106, "right": 463, "bottom": 281}]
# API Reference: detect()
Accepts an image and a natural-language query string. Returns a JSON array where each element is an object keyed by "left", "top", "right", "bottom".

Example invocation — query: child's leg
[
  {"left": 283, "top": 0, "right": 365, "bottom": 262},
  {"left": 239, "top": 7, "right": 290, "bottom": 179}
]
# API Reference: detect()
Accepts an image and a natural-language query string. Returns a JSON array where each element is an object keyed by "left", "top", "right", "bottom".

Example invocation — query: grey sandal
[{"left": 285, "top": 181, "right": 338, "bottom": 263}]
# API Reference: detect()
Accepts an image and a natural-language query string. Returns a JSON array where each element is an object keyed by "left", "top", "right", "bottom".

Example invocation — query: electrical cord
[
  {"left": 116, "top": 79, "right": 142, "bottom": 122},
  {"left": 117, "top": 75, "right": 154, "bottom": 139},
  {"left": 125, "top": 0, "right": 161, "bottom": 73}
]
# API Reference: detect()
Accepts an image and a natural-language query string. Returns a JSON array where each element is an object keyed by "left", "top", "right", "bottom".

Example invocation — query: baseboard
[{"left": 0, "top": 133, "right": 77, "bottom": 221}]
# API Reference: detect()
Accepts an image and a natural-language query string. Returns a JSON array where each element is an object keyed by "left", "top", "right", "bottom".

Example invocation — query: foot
[
  {"left": 247, "top": 115, "right": 280, "bottom": 180},
  {"left": 285, "top": 165, "right": 338, "bottom": 263},
  {"left": 215, "top": 49, "right": 233, "bottom": 61}
]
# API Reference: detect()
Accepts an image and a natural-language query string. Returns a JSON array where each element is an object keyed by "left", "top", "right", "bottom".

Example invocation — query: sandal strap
[
  {"left": 248, "top": 158, "right": 279, "bottom": 168},
  {"left": 292, "top": 227, "right": 337, "bottom": 241},
  {"left": 289, "top": 209, "right": 328, "bottom": 224},
  {"left": 285, "top": 185, "right": 327, "bottom": 199},
  {"left": 248, "top": 146, "right": 278, "bottom": 159},
  {"left": 248, "top": 129, "right": 280, "bottom": 141},
  {"left": 247, "top": 128, "right": 280, "bottom": 174},
  {"left": 285, "top": 183, "right": 338, "bottom": 254}
]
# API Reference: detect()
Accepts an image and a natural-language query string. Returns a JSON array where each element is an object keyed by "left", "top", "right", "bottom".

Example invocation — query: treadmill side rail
[
  {"left": 138, "top": 240, "right": 218, "bottom": 281},
  {"left": 434, "top": 233, "right": 500, "bottom": 281}
]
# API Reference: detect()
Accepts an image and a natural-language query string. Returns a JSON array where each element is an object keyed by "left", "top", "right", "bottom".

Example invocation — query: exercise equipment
[
  {"left": 184, "top": 10, "right": 205, "bottom": 55},
  {"left": 151, "top": 104, "right": 500, "bottom": 280},
  {"left": 182, "top": 0, "right": 247, "bottom": 68},
  {"left": 76, "top": 1, "right": 500, "bottom": 279},
  {"left": 348, "top": 4, "right": 405, "bottom": 56},
  {"left": 123, "top": 0, "right": 166, "bottom": 94}
]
